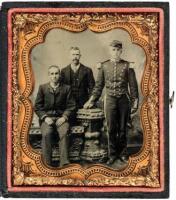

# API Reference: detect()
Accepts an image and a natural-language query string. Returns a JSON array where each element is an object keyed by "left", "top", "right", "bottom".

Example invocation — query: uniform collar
[{"left": 110, "top": 58, "right": 121, "bottom": 63}]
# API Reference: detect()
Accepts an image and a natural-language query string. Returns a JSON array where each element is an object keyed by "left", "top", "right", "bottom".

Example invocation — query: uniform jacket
[
  {"left": 61, "top": 63, "right": 95, "bottom": 107},
  {"left": 92, "top": 59, "right": 139, "bottom": 105},
  {"left": 34, "top": 82, "right": 76, "bottom": 122}
]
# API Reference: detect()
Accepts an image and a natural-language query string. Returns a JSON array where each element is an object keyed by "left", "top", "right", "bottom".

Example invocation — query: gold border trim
[{"left": 11, "top": 13, "right": 159, "bottom": 187}]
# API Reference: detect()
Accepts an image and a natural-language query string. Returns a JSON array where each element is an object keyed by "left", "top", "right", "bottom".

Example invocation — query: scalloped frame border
[
  {"left": 7, "top": 7, "right": 164, "bottom": 193},
  {"left": 20, "top": 20, "right": 150, "bottom": 177}
]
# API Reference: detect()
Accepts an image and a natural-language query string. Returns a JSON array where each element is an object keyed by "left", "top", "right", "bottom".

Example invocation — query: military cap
[{"left": 109, "top": 40, "right": 122, "bottom": 48}]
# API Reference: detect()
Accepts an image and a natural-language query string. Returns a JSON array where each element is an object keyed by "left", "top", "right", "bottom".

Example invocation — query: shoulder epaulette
[
  {"left": 102, "top": 59, "right": 110, "bottom": 64},
  {"left": 129, "top": 62, "right": 135, "bottom": 69},
  {"left": 96, "top": 60, "right": 110, "bottom": 69}
]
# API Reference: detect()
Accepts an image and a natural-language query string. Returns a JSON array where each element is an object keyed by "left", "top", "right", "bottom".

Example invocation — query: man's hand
[
  {"left": 131, "top": 99, "right": 138, "bottom": 114},
  {"left": 44, "top": 117, "right": 54, "bottom": 125},
  {"left": 83, "top": 100, "right": 94, "bottom": 109},
  {"left": 131, "top": 107, "right": 138, "bottom": 114},
  {"left": 56, "top": 117, "right": 66, "bottom": 127}
]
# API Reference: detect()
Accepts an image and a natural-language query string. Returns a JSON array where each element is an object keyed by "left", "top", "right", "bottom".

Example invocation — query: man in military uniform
[
  {"left": 84, "top": 40, "right": 139, "bottom": 164},
  {"left": 35, "top": 65, "right": 76, "bottom": 167}
]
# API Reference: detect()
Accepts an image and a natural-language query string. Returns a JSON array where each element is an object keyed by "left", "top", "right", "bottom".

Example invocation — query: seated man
[{"left": 34, "top": 65, "right": 76, "bottom": 167}]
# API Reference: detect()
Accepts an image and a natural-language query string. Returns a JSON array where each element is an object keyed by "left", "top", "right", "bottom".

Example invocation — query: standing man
[
  {"left": 61, "top": 47, "right": 95, "bottom": 109},
  {"left": 84, "top": 40, "right": 139, "bottom": 164},
  {"left": 35, "top": 65, "right": 76, "bottom": 167}
]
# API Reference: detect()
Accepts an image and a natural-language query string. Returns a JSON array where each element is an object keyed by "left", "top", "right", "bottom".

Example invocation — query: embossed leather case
[{"left": 0, "top": 1, "right": 169, "bottom": 198}]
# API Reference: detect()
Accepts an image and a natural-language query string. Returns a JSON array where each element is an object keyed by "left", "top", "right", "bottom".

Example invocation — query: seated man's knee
[
  {"left": 57, "top": 122, "right": 69, "bottom": 139},
  {"left": 41, "top": 122, "right": 54, "bottom": 137}
]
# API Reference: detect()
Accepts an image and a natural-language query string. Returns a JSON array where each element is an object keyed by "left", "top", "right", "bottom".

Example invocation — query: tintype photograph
[
  {"left": 0, "top": 1, "right": 169, "bottom": 198},
  {"left": 30, "top": 26, "right": 143, "bottom": 169}
]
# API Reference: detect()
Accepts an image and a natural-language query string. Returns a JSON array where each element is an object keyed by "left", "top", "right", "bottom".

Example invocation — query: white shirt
[
  {"left": 71, "top": 63, "right": 80, "bottom": 72},
  {"left": 50, "top": 82, "right": 60, "bottom": 91}
]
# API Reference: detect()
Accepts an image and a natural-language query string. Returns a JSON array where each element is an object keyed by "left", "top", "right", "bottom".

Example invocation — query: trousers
[
  {"left": 105, "top": 94, "right": 130, "bottom": 158},
  {"left": 40, "top": 120, "right": 69, "bottom": 167}
]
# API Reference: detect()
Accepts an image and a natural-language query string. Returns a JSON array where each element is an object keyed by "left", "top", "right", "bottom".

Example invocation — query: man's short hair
[
  {"left": 70, "top": 46, "right": 80, "bottom": 52},
  {"left": 48, "top": 65, "right": 60, "bottom": 73}
]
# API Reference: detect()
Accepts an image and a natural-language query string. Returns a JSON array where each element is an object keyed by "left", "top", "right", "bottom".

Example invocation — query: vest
[{"left": 70, "top": 68, "right": 80, "bottom": 101}]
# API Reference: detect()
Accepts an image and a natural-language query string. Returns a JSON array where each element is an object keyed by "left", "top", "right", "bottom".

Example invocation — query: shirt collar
[
  {"left": 71, "top": 63, "right": 80, "bottom": 71},
  {"left": 49, "top": 82, "right": 60, "bottom": 90}
]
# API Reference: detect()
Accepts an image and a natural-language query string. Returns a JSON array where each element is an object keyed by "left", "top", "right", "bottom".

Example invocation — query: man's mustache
[{"left": 72, "top": 58, "right": 79, "bottom": 61}]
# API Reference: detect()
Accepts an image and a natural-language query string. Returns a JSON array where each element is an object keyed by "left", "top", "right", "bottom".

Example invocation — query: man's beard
[{"left": 72, "top": 59, "right": 79, "bottom": 65}]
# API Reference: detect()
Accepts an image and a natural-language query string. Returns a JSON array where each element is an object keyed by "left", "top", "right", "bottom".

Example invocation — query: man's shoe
[
  {"left": 120, "top": 155, "right": 129, "bottom": 163},
  {"left": 106, "top": 157, "right": 116, "bottom": 165}
]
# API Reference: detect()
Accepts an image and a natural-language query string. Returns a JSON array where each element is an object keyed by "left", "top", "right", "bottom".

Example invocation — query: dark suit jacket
[
  {"left": 34, "top": 82, "right": 76, "bottom": 123},
  {"left": 61, "top": 63, "right": 95, "bottom": 108}
]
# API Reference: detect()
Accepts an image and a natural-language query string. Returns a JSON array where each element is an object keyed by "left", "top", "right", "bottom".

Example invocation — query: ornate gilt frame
[{"left": 7, "top": 7, "right": 165, "bottom": 192}]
